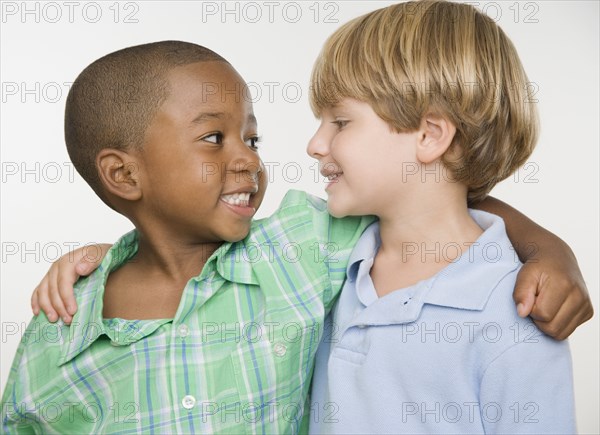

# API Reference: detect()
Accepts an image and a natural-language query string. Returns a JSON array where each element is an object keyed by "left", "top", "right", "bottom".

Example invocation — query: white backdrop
[{"left": 1, "top": 1, "right": 598, "bottom": 432}]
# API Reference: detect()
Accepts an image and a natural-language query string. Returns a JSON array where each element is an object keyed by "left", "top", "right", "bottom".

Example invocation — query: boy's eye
[
  {"left": 332, "top": 120, "right": 349, "bottom": 129},
  {"left": 201, "top": 133, "right": 224, "bottom": 144},
  {"left": 245, "top": 136, "right": 262, "bottom": 150}
]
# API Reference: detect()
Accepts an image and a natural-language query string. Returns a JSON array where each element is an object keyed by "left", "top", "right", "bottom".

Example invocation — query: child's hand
[
  {"left": 472, "top": 196, "right": 593, "bottom": 340},
  {"left": 31, "top": 244, "right": 112, "bottom": 324},
  {"left": 513, "top": 240, "right": 593, "bottom": 340}
]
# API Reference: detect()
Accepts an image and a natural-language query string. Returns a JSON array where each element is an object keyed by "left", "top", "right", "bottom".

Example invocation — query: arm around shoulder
[
  {"left": 474, "top": 195, "right": 593, "bottom": 339},
  {"left": 31, "top": 243, "right": 112, "bottom": 324}
]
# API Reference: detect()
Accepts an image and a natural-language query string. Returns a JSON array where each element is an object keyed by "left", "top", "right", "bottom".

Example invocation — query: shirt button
[
  {"left": 182, "top": 395, "right": 196, "bottom": 410},
  {"left": 274, "top": 342, "right": 287, "bottom": 357},
  {"left": 178, "top": 324, "right": 190, "bottom": 338},
  {"left": 357, "top": 324, "right": 366, "bottom": 329}
]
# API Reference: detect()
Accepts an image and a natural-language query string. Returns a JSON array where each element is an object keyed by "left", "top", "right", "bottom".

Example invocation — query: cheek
[
  {"left": 344, "top": 157, "right": 383, "bottom": 184},
  {"left": 259, "top": 164, "right": 268, "bottom": 188},
  {"left": 254, "top": 170, "right": 268, "bottom": 206}
]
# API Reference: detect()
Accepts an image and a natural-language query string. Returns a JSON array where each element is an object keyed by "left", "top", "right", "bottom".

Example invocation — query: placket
[{"left": 168, "top": 270, "right": 230, "bottom": 433}]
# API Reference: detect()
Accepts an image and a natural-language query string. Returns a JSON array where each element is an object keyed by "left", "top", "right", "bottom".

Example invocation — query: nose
[
  {"left": 306, "top": 122, "right": 330, "bottom": 159},
  {"left": 230, "top": 140, "right": 263, "bottom": 182}
]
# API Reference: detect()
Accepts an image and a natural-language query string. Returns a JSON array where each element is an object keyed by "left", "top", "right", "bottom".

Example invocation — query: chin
[
  {"left": 326, "top": 204, "right": 350, "bottom": 219},
  {"left": 222, "top": 226, "right": 252, "bottom": 243},
  {"left": 328, "top": 200, "right": 369, "bottom": 219}
]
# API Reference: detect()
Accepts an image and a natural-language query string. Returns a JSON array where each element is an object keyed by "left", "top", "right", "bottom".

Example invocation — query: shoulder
[
  {"left": 476, "top": 265, "right": 571, "bottom": 366},
  {"left": 248, "top": 190, "right": 374, "bottom": 247},
  {"left": 3, "top": 314, "right": 67, "bottom": 399},
  {"left": 252, "top": 190, "right": 327, "bottom": 226},
  {"left": 276, "top": 189, "right": 328, "bottom": 211}
]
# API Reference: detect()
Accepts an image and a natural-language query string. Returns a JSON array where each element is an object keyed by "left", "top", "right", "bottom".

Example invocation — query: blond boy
[{"left": 307, "top": 1, "right": 576, "bottom": 433}]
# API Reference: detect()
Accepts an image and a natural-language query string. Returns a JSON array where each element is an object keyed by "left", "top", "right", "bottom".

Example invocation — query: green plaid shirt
[{"left": 1, "top": 190, "right": 373, "bottom": 434}]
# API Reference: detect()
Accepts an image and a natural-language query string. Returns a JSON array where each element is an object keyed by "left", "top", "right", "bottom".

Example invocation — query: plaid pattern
[{"left": 1, "top": 190, "right": 373, "bottom": 434}]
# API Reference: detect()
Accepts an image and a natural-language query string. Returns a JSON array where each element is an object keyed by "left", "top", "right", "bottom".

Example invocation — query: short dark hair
[{"left": 65, "top": 40, "right": 228, "bottom": 205}]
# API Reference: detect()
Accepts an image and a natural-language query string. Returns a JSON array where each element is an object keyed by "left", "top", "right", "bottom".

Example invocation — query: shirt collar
[
  {"left": 345, "top": 210, "right": 520, "bottom": 317},
  {"left": 346, "top": 221, "right": 381, "bottom": 283},
  {"left": 422, "top": 209, "right": 521, "bottom": 310},
  {"left": 58, "top": 231, "right": 258, "bottom": 366},
  {"left": 58, "top": 230, "right": 139, "bottom": 366},
  {"left": 214, "top": 239, "right": 259, "bottom": 286}
]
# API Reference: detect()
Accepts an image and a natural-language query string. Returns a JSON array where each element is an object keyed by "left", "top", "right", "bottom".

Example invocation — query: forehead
[
  {"left": 322, "top": 98, "right": 366, "bottom": 114},
  {"left": 162, "top": 61, "right": 255, "bottom": 120}
]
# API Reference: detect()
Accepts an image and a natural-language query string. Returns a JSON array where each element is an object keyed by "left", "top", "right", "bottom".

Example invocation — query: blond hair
[{"left": 310, "top": 0, "right": 539, "bottom": 203}]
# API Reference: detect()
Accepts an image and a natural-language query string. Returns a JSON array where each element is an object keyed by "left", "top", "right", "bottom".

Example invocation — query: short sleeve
[{"left": 1, "top": 317, "right": 42, "bottom": 434}]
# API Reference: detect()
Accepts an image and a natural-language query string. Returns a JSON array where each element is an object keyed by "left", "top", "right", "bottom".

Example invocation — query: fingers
[
  {"left": 57, "top": 262, "right": 80, "bottom": 320},
  {"left": 516, "top": 244, "right": 593, "bottom": 340},
  {"left": 29, "top": 244, "right": 110, "bottom": 324},
  {"left": 36, "top": 275, "right": 59, "bottom": 323},
  {"left": 31, "top": 273, "right": 51, "bottom": 315},
  {"left": 515, "top": 290, "right": 535, "bottom": 318},
  {"left": 512, "top": 264, "right": 541, "bottom": 318},
  {"left": 532, "top": 286, "right": 594, "bottom": 340},
  {"left": 31, "top": 287, "right": 40, "bottom": 316},
  {"left": 533, "top": 306, "right": 577, "bottom": 341},
  {"left": 46, "top": 244, "right": 107, "bottom": 320},
  {"left": 555, "top": 310, "right": 588, "bottom": 341},
  {"left": 79, "top": 244, "right": 109, "bottom": 275},
  {"left": 33, "top": 257, "right": 73, "bottom": 324},
  {"left": 50, "top": 284, "right": 72, "bottom": 325},
  {"left": 528, "top": 275, "right": 569, "bottom": 323},
  {"left": 75, "top": 258, "right": 99, "bottom": 277}
]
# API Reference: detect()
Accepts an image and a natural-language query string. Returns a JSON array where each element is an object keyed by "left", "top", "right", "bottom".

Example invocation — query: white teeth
[{"left": 221, "top": 192, "right": 251, "bottom": 206}]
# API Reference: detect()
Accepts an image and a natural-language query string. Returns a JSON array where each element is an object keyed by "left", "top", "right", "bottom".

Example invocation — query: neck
[
  {"left": 377, "top": 184, "right": 482, "bottom": 264},
  {"left": 132, "top": 228, "right": 223, "bottom": 283}
]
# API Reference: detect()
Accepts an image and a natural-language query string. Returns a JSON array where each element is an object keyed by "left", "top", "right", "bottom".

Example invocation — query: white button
[
  {"left": 182, "top": 395, "right": 196, "bottom": 410},
  {"left": 178, "top": 324, "right": 189, "bottom": 338},
  {"left": 357, "top": 324, "right": 366, "bottom": 329},
  {"left": 274, "top": 343, "right": 287, "bottom": 357}
]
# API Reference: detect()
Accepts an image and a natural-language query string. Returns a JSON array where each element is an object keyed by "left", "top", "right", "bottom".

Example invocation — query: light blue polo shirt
[{"left": 309, "top": 210, "right": 576, "bottom": 434}]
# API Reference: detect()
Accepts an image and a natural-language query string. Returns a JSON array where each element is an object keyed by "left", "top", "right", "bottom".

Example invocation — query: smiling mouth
[
  {"left": 221, "top": 192, "right": 251, "bottom": 207},
  {"left": 321, "top": 165, "right": 343, "bottom": 182},
  {"left": 220, "top": 191, "right": 258, "bottom": 218}
]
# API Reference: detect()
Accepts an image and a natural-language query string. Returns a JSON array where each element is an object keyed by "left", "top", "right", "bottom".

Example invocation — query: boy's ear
[
  {"left": 416, "top": 113, "right": 457, "bottom": 164},
  {"left": 96, "top": 149, "right": 143, "bottom": 201}
]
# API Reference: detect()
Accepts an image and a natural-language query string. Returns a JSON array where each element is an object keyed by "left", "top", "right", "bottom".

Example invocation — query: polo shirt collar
[
  {"left": 422, "top": 209, "right": 520, "bottom": 311},
  {"left": 346, "top": 221, "right": 381, "bottom": 283},
  {"left": 58, "top": 231, "right": 257, "bottom": 366},
  {"left": 345, "top": 210, "right": 519, "bottom": 328}
]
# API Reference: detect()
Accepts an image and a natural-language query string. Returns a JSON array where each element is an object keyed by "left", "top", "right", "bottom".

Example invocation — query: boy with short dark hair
[
  {"left": 2, "top": 40, "right": 372, "bottom": 433},
  {"left": 307, "top": 1, "right": 577, "bottom": 433}
]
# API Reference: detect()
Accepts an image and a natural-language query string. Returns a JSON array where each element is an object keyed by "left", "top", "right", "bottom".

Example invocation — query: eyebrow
[
  {"left": 191, "top": 112, "right": 225, "bottom": 124},
  {"left": 190, "top": 112, "right": 258, "bottom": 126}
]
